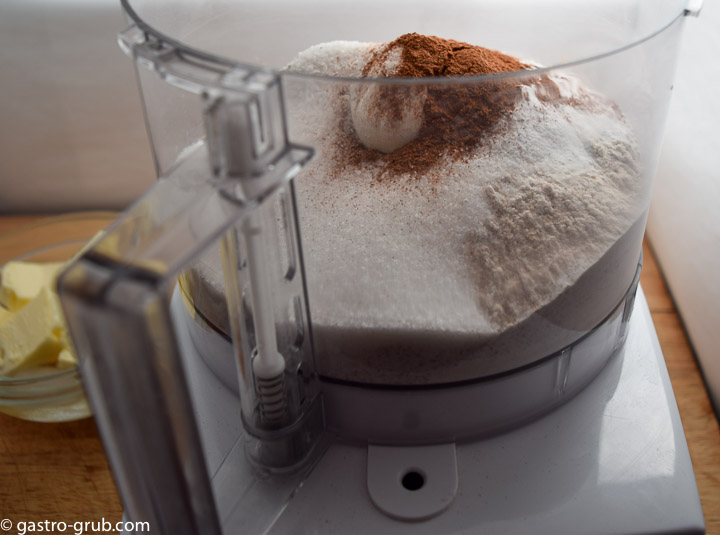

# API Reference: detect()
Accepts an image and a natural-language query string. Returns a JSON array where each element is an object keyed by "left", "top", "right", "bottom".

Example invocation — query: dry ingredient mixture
[
  {"left": 184, "top": 33, "right": 643, "bottom": 383},
  {"left": 279, "top": 33, "right": 644, "bottom": 384}
]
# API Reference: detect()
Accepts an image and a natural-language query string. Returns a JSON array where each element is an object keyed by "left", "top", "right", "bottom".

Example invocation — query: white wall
[
  {"left": 0, "top": 0, "right": 155, "bottom": 213},
  {"left": 647, "top": 0, "right": 720, "bottom": 411}
]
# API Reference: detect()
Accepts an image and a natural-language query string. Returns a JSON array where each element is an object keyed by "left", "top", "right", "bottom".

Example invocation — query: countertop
[{"left": 0, "top": 216, "right": 718, "bottom": 533}]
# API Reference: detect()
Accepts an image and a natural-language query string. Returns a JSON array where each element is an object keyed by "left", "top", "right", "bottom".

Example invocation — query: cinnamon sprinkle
[{"left": 339, "top": 33, "right": 534, "bottom": 180}]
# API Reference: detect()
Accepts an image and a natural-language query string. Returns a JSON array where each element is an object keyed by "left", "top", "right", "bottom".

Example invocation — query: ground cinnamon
[{"left": 341, "top": 33, "right": 534, "bottom": 180}]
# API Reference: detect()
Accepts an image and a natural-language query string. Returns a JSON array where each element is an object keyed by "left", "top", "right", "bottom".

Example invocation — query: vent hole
[{"left": 401, "top": 470, "right": 425, "bottom": 491}]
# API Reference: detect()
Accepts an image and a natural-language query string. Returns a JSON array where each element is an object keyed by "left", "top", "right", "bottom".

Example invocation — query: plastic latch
[
  {"left": 117, "top": 24, "right": 146, "bottom": 55},
  {"left": 118, "top": 25, "right": 174, "bottom": 71},
  {"left": 203, "top": 71, "right": 313, "bottom": 201},
  {"left": 367, "top": 444, "right": 458, "bottom": 521}
]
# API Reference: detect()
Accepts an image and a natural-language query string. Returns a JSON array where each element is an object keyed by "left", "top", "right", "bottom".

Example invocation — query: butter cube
[
  {"left": 0, "top": 306, "right": 11, "bottom": 326},
  {"left": 56, "top": 348, "right": 77, "bottom": 369},
  {"left": 0, "top": 261, "right": 64, "bottom": 311},
  {"left": 0, "top": 286, "right": 67, "bottom": 375}
]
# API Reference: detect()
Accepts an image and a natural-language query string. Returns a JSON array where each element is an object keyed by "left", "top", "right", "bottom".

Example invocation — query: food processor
[{"left": 57, "top": 0, "right": 705, "bottom": 533}]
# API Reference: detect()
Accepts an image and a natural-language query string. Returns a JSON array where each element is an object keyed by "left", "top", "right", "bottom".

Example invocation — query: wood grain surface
[{"left": 0, "top": 215, "right": 717, "bottom": 533}]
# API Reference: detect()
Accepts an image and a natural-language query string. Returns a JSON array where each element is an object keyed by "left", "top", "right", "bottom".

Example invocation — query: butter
[
  {"left": 0, "top": 261, "right": 64, "bottom": 311},
  {"left": 0, "top": 286, "right": 68, "bottom": 375},
  {"left": 0, "top": 306, "right": 11, "bottom": 326},
  {"left": 0, "top": 259, "right": 79, "bottom": 376},
  {"left": 56, "top": 348, "right": 77, "bottom": 369}
]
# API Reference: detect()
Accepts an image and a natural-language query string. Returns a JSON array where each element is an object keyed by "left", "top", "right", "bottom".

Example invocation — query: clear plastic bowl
[
  {"left": 0, "top": 212, "right": 116, "bottom": 422},
  {"left": 117, "top": 0, "right": 693, "bottom": 386}
]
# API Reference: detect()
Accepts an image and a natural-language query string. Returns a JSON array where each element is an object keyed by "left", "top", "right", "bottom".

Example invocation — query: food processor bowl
[{"left": 127, "top": 0, "right": 689, "bottom": 387}]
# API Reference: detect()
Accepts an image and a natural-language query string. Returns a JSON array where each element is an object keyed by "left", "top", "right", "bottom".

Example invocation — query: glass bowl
[{"left": 0, "top": 212, "right": 117, "bottom": 422}]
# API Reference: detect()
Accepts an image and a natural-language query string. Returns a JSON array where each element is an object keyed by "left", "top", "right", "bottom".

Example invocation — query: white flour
[{"left": 278, "top": 40, "right": 644, "bottom": 384}]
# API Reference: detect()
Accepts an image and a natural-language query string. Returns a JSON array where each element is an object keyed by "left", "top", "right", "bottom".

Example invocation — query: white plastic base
[
  {"left": 367, "top": 443, "right": 458, "bottom": 521},
  {"left": 172, "top": 287, "right": 704, "bottom": 534}
]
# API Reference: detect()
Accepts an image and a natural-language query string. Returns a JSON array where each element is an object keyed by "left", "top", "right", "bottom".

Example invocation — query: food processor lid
[{"left": 120, "top": 0, "right": 700, "bottom": 84}]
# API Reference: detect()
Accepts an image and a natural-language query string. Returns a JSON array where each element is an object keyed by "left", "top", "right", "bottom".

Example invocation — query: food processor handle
[{"left": 57, "top": 24, "right": 317, "bottom": 535}]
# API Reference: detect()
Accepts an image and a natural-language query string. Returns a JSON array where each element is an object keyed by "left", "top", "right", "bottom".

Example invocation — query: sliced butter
[
  {"left": 0, "top": 261, "right": 64, "bottom": 311},
  {"left": 0, "top": 286, "right": 67, "bottom": 376},
  {"left": 0, "top": 306, "right": 11, "bottom": 326},
  {"left": 56, "top": 347, "right": 77, "bottom": 369}
]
